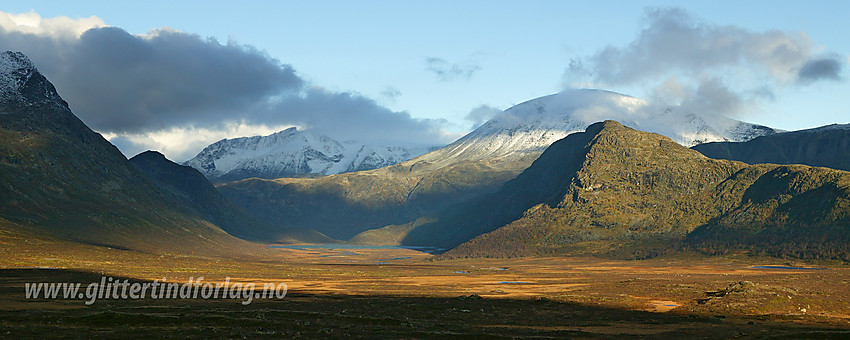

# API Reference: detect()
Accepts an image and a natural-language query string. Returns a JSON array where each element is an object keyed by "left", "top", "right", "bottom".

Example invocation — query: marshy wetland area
[{"left": 2, "top": 241, "right": 849, "bottom": 338}]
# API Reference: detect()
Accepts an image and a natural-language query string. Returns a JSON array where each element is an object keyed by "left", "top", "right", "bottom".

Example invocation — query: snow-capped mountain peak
[
  {"left": 0, "top": 51, "right": 35, "bottom": 100},
  {"left": 183, "top": 128, "right": 440, "bottom": 182},
  {"left": 1, "top": 51, "right": 68, "bottom": 114},
  {"left": 419, "top": 89, "right": 778, "bottom": 167}
]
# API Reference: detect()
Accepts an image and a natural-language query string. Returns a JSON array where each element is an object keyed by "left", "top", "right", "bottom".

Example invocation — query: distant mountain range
[
  {"left": 183, "top": 127, "right": 439, "bottom": 182},
  {"left": 692, "top": 124, "right": 850, "bottom": 171},
  {"left": 219, "top": 89, "right": 781, "bottom": 240}
]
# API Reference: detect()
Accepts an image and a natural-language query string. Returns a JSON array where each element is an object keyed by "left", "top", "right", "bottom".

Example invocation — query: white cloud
[
  {"left": 436, "top": 129, "right": 466, "bottom": 144},
  {"left": 464, "top": 105, "right": 502, "bottom": 129},
  {"left": 0, "top": 10, "right": 106, "bottom": 39},
  {"left": 104, "top": 122, "right": 299, "bottom": 162},
  {"left": 563, "top": 7, "right": 844, "bottom": 120}
]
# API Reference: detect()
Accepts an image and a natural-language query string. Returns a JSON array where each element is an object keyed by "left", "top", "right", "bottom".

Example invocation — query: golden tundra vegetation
[{"left": 2, "top": 227, "right": 850, "bottom": 338}]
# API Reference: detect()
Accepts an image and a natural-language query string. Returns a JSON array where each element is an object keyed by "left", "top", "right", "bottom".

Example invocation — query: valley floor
[{"left": 1, "top": 239, "right": 850, "bottom": 338}]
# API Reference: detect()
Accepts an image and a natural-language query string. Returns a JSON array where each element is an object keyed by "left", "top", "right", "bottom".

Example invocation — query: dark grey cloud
[
  {"left": 0, "top": 24, "right": 450, "bottom": 147},
  {"left": 1, "top": 27, "right": 302, "bottom": 133},
  {"left": 425, "top": 57, "right": 480, "bottom": 81},
  {"left": 678, "top": 77, "right": 744, "bottom": 118},
  {"left": 566, "top": 8, "right": 832, "bottom": 85},
  {"left": 564, "top": 7, "right": 845, "bottom": 117},
  {"left": 464, "top": 104, "right": 502, "bottom": 129},
  {"left": 254, "top": 88, "right": 447, "bottom": 146},
  {"left": 797, "top": 57, "right": 842, "bottom": 83}
]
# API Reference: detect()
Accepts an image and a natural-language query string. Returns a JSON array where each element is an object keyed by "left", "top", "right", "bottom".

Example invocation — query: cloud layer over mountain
[{"left": 0, "top": 10, "right": 451, "bottom": 160}]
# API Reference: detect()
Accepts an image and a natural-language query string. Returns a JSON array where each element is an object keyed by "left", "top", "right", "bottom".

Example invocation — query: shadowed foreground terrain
[
  {"left": 3, "top": 269, "right": 849, "bottom": 339},
  {"left": 2, "top": 238, "right": 850, "bottom": 338}
]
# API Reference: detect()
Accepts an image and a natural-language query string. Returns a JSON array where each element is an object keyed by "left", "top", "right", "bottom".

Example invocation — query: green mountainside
[
  {"left": 352, "top": 122, "right": 603, "bottom": 247},
  {"left": 0, "top": 51, "right": 257, "bottom": 254},
  {"left": 692, "top": 126, "right": 850, "bottom": 171},
  {"left": 685, "top": 164, "right": 850, "bottom": 259},
  {"left": 217, "top": 149, "right": 532, "bottom": 240},
  {"left": 383, "top": 121, "right": 850, "bottom": 260}
]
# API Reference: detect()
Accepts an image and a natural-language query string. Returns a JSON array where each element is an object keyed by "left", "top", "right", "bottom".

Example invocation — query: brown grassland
[{"left": 2, "top": 230, "right": 850, "bottom": 339}]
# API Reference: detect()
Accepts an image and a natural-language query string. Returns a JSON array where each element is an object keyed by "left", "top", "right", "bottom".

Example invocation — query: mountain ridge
[
  {"left": 692, "top": 125, "right": 850, "bottom": 172},
  {"left": 429, "top": 121, "right": 850, "bottom": 260},
  {"left": 184, "top": 127, "right": 439, "bottom": 182}
]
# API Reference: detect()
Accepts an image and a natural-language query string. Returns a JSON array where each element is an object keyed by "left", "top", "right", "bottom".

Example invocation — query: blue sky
[{"left": 2, "top": 1, "right": 848, "bottom": 160}]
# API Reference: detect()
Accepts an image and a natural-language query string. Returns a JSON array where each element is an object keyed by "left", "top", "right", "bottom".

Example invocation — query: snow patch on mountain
[
  {"left": 0, "top": 51, "right": 36, "bottom": 103},
  {"left": 1, "top": 51, "right": 66, "bottom": 111},
  {"left": 183, "top": 127, "right": 439, "bottom": 181}
]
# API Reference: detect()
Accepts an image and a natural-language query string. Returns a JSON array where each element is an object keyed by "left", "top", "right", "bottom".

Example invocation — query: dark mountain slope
[
  {"left": 352, "top": 121, "right": 603, "bottom": 247},
  {"left": 218, "top": 157, "right": 521, "bottom": 240},
  {"left": 0, "top": 51, "right": 255, "bottom": 254},
  {"left": 692, "top": 125, "right": 850, "bottom": 171},
  {"left": 128, "top": 150, "right": 334, "bottom": 243},
  {"left": 685, "top": 164, "right": 850, "bottom": 259}
]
